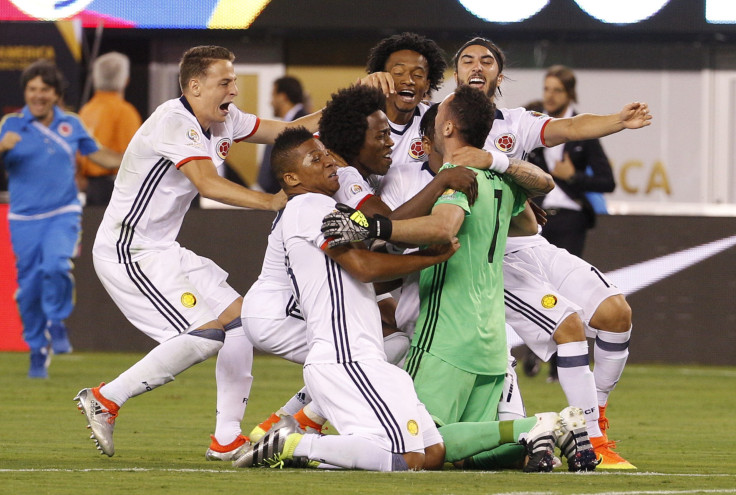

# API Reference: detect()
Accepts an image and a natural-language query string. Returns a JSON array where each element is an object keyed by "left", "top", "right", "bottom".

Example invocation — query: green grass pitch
[{"left": 1, "top": 352, "right": 734, "bottom": 495}]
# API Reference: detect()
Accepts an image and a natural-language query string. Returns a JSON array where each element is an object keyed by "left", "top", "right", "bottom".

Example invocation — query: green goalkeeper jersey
[{"left": 410, "top": 164, "right": 527, "bottom": 375}]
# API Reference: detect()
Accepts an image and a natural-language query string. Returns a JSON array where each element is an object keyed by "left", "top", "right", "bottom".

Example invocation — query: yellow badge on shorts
[
  {"left": 541, "top": 294, "right": 557, "bottom": 309},
  {"left": 407, "top": 419, "right": 419, "bottom": 436},
  {"left": 181, "top": 292, "right": 197, "bottom": 308}
]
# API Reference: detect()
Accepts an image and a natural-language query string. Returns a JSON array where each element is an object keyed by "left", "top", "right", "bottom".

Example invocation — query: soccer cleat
[
  {"left": 205, "top": 434, "right": 250, "bottom": 461},
  {"left": 74, "top": 385, "right": 119, "bottom": 457},
  {"left": 520, "top": 412, "right": 560, "bottom": 472},
  {"left": 249, "top": 412, "right": 282, "bottom": 443},
  {"left": 556, "top": 406, "right": 600, "bottom": 472},
  {"left": 28, "top": 348, "right": 50, "bottom": 379},
  {"left": 591, "top": 435, "right": 637, "bottom": 470},
  {"left": 233, "top": 415, "right": 304, "bottom": 468},
  {"left": 46, "top": 321, "right": 72, "bottom": 354}
]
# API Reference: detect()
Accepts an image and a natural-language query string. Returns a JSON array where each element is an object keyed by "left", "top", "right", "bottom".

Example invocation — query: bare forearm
[
  {"left": 198, "top": 175, "right": 277, "bottom": 210},
  {"left": 505, "top": 159, "right": 554, "bottom": 197},
  {"left": 545, "top": 113, "right": 622, "bottom": 146},
  {"left": 349, "top": 249, "right": 448, "bottom": 283},
  {"left": 389, "top": 181, "right": 445, "bottom": 220},
  {"left": 88, "top": 148, "right": 123, "bottom": 170}
]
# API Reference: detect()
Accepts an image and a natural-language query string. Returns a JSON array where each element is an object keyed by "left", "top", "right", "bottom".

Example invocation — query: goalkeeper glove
[{"left": 321, "top": 203, "right": 393, "bottom": 248}]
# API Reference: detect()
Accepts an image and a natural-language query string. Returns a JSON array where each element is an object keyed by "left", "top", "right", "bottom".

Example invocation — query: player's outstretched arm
[
  {"left": 325, "top": 238, "right": 459, "bottom": 283},
  {"left": 179, "top": 158, "right": 285, "bottom": 210},
  {"left": 246, "top": 110, "right": 323, "bottom": 145},
  {"left": 543, "top": 101, "right": 652, "bottom": 147}
]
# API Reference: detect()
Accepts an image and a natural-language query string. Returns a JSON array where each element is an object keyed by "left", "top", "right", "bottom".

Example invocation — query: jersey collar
[
  {"left": 179, "top": 95, "right": 211, "bottom": 139},
  {"left": 388, "top": 106, "right": 422, "bottom": 136}
]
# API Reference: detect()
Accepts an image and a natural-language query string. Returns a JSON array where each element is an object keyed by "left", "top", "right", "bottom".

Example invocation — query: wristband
[
  {"left": 373, "top": 215, "right": 393, "bottom": 241},
  {"left": 489, "top": 150, "right": 509, "bottom": 174}
]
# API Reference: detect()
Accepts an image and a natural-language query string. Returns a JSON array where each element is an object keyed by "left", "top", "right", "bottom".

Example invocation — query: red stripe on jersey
[
  {"left": 176, "top": 156, "right": 211, "bottom": 169},
  {"left": 320, "top": 239, "right": 331, "bottom": 250},
  {"left": 235, "top": 117, "right": 261, "bottom": 142},
  {"left": 355, "top": 193, "right": 374, "bottom": 210},
  {"left": 539, "top": 119, "right": 551, "bottom": 148}
]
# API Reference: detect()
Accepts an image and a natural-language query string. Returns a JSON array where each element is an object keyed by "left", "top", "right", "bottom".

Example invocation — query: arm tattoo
[{"left": 505, "top": 158, "right": 555, "bottom": 197}]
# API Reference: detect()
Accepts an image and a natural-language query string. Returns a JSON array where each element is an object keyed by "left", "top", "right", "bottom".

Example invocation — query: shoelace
[{"left": 265, "top": 453, "right": 285, "bottom": 469}]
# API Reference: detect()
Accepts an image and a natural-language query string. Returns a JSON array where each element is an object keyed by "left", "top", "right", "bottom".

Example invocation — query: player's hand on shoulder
[
  {"left": 450, "top": 146, "right": 493, "bottom": 170},
  {"left": 321, "top": 203, "right": 392, "bottom": 249},
  {"left": 356, "top": 72, "right": 395, "bottom": 96},
  {"left": 271, "top": 190, "right": 288, "bottom": 210},
  {"left": 437, "top": 166, "right": 478, "bottom": 206},
  {"left": 421, "top": 237, "right": 460, "bottom": 262}
]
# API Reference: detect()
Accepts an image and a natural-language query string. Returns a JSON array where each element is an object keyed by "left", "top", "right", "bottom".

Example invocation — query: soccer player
[
  {"left": 73, "top": 45, "right": 324, "bottom": 457},
  {"left": 449, "top": 37, "right": 650, "bottom": 469}
]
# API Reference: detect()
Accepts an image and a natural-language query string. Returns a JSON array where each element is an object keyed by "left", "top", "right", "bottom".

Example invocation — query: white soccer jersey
[
  {"left": 388, "top": 102, "right": 430, "bottom": 168},
  {"left": 280, "top": 193, "right": 387, "bottom": 365},
  {"left": 483, "top": 107, "right": 552, "bottom": 253},
  {"left": 93, "top": 97, "right": 259, "bottom": 263},
  {"left": 332, "top": 166, "right": 374, "bottom": 208}
]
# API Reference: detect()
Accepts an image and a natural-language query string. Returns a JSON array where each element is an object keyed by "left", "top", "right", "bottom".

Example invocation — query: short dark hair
[
  {"left": 178, "top": 45, "right": 234, "bottom": 93},
  {"left": 366, "top": 32, "right": 447, "bottom": 92},
  {"left": 545, "top": 65, "right": 577, "bottom": 103},
  {"left": 271, "top": 126, "right": 315, "bottom": 188},
  {"left": 453, "top": 37, "right": 506, "bottom": 74},
  {"left": 21, "top": 59, "right": 66, "bottom": 97},
  {"left": 319, "top": 85, "right": 386, "bottom": 166},
  {"left": 274, "top": 76, "right": 304, "bottom": 105},
  {"left": 446, "top": 85, "right": 495, "bottom": 149},
  {"left": 419, "top": 103, "right": 439, "bottom": 141}
]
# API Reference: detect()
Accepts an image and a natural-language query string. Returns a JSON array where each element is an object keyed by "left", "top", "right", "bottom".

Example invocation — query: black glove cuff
[{"left": 373, "top": 215, "right": 393, "bottom": 241}]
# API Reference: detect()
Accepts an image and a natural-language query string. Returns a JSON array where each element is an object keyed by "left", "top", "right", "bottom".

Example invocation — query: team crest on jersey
[
  {"left": 350, "top": 184, "right": 363, "bottom": 194},
  {"left": 529, "top": 111, "right": 546, "bottom": 118},
  {"left": 541, "top": 294, "right": 557, "bottom": 309},
  {"left": 406, "top": 419, "right": 419, "bottom": 436},
  {"left": 181, "top": 292, "right": 197, "bottom": 308},
  {"left": 494, "top": 133, "right": 516, "bottom": 153},
  {"left": 57, "top": 122, "right": 72, "bottom": 137},
  {"left": 216, "top": 138, "right": 232, "bottom": 159},
  {"left": 408, "top": 138, "right": 426, "bottom": 160},
  {"left": 441, "top": 188, "right": 456, "bottom": 197},
  {"left": 186, "top": 128, "right": 200, "bottom": 143}
]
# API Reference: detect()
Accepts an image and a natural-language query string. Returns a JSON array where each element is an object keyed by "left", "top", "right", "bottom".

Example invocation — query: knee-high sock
[
  {"left": 281, "top": 386, "right": 312, "bottom": 416},
  {"left": 439, "top": 417, "right": 536, "bottom": 462},
  {"left": 101, "top": 329, "right": 224, "bottom": 406},
  {"left": 557, "top": 341, "right": 601, "bottom": 437},
  {"left": 214, "top": 323, "right": 254, "bottom": 445},
  {"left": 293, "top": 434, "right": 396, "bottom": 471},
  {"left": 594, "top": 327, "right": 631, "bottom": 406}
]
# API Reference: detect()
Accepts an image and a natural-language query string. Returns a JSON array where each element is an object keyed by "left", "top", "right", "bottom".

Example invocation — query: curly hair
[
  {"left": 365, "top": 32, "right": 447, "bottom": 92},
  {"left": 446, "top": 85, "right": 495, "bottom": 149},
  {"left": 319, "top": 85, "right": 386, "bottom": 166},
  {"left": 271, "top": 126, "right": 314, "bottom": 188}
]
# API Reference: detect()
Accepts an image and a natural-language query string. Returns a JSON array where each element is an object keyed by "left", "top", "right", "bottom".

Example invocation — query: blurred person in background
[
  {"left": 255, "top": 76, "right": 307, "bottom": 193},
  {"left": 0, "top": 59, "right": 121, "bottom": 378},
  {"left": 77, "top": 52, "right": 142, "bottom": 206}
]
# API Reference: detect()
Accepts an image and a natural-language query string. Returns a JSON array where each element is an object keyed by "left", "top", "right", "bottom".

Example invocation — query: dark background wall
[{"left": 68, "top": 208, "right": 736, "bottom": 365}]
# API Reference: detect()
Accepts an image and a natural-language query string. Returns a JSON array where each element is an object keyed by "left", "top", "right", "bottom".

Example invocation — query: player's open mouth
[
  {"left": 219, "top": 102, "right": 231, "bottom": 112},
  {"left": 397, "top": 90, "right": 415, "bottom": 102},
  {"left": 468, "top": 76, "right": 485, "bottom": 88}
]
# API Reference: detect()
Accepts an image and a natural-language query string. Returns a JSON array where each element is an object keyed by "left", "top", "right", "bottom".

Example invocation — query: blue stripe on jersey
[
  {"left": 343, "top": 361, "right": 405, "bottom": 454},
  {"left": 325, "top": 255, "right": 352, "bottom": 363},
  {"left": 116, "top": 158, "right": 173, "bottom": 263},
  {"left": 504, "top": 289, "right": 557, "bottom": 335},
  {"left": 125, "top": 261, "right": 189, "bottom": 333}
]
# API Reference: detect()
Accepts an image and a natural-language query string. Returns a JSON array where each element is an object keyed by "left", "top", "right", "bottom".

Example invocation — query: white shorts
[
  {"left": 242, "top": 315, "right": 309, "bottom": 364},
  {"left": 498, "top": 352, "right": 526, "bottom": 420},
  {"left": 304, "top": 360, "right": 442, "bottom": 454},
  {"left": 503, "top": 243, "right": 622, "bottom": 361},
  {"left": 93, "top": 245, "right": 240, "bottom": 342}
]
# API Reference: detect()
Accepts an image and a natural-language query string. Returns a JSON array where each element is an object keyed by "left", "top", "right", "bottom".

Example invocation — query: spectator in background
[
  {"left": 528, "top": 65, "right": 615, "bottom": 258},
  {"left": 0, "top": 60, "right": 121, "bottom": 378},
  {"left": 77, "top": 52, "right": 142, "bottom": 206},
  {"left": 525, "top": 66, "right": 616, "bottom": 383},
  {"left": 255, "top": 76, "right": 307, "bottom": 193}
]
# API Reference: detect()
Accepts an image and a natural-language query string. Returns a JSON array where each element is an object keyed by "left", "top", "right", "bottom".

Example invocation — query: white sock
[
  {"left": 293, "top": 433, "right": 395, "bottom": 471},
  {"left": 383, "top": 331, "right": 410, "bottom": 365},
  {"left": 214, "top": 325, "right": 254, "bottom": 445},
  {"left": 101, "top": 330, "right": 223, "bottom": 406},
  {"left": 556, "top": 341, "right": 601, "bottom": 437},
  {"left": 594, "top": 327, "right": 631, "bottom": 406},
  {"left": 282, "top": 386, "right": 312, "bottom": 416}
]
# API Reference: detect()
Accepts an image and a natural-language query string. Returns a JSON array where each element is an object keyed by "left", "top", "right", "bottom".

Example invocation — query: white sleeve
[
  {"left": 332, "top": 166, "right": 373, "bottom": 208},
  {"left": 517, "top": 110, "right": 551, "bottom": 151},
  {"left": 154, "top": 111, "right": 211, "bottom": 166},
  {"left": 231, "top": 107, "right": 260, "bottom": 142},
  {"left": 283, "top": 194, "right": 336, "bottom": 252},
  {"left": 377, "top": 164, "right": 406, "bottom": 210}
]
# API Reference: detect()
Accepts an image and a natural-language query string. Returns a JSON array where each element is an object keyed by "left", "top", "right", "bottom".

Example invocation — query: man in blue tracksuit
[{"left": 0, "top": 60, "right": 120, "bottom": 378}]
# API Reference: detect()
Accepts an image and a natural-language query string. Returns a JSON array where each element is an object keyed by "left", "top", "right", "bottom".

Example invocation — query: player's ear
[
  {"left": 283, "top": 171, "right": 300, "bottom": 188},
  {"left": 497, "top": 73, "right": 504, "bottom": 87},
  {"left": 189, "top": 78, "right": 201, "bottom": 97},
  {"left": 421, "top": 135, "right": 433, "bottom": 155},
  {"left": 442, "top": 120, "right": 453, "bottom": 138}
]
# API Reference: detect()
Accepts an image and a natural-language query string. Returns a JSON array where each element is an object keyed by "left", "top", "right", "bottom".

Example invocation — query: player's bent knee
[
  {"left": 591, "top": 295, "right": 632, "bottom": 332},
  {"left": 187, "top": 327, "right": 225, "bottom": 359},
  {"left": 383, "top": 331, "right": 410, "bottom": 365},
  {"left": 423, "top": 443, "right": 446, "bottom": 470},
  {"left": 552, "top": 313, "right": 586, "bottom": 344}
]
